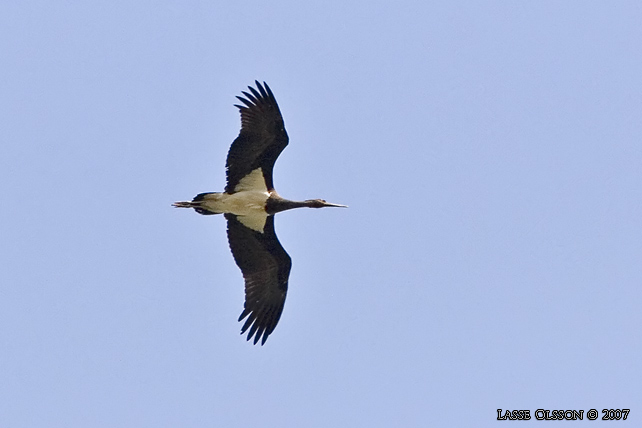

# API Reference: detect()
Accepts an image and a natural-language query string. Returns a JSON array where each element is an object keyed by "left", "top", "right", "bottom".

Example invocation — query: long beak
[{"left": 323, "top": 202, "right": 348, "bottom": 208}]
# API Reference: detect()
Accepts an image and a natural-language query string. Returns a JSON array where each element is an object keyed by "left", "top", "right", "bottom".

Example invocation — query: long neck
[{"left": 265, "top": 195, "right": 311, "bottom": 214}]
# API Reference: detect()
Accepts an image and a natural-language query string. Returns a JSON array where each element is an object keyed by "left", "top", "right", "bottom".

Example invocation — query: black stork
[{"left": 173, "top": 81, "right": 346, "bottom": 345}]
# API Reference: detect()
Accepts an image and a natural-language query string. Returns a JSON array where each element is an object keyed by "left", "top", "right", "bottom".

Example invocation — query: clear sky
[{"left": 1, "top": 1, "right": 641, "bottom": 427}]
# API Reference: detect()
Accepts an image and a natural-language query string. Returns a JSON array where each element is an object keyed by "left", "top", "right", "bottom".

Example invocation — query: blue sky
[{"left": 1, "top": 1, "right": 641, "bottom": 427}]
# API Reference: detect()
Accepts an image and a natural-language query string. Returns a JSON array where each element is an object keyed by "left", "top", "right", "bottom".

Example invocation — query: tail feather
[{"left": 172, "top": 192, "right": 223, "bottom": 215}]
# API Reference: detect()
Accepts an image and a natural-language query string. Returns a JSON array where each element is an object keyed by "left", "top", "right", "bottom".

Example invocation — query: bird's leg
[{"left": 172, "top": 201, "right": 196, "bottom": 208}]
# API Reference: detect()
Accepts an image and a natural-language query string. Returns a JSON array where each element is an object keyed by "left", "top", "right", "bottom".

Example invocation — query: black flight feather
[
  {"left": 225, "top": 213, "right": 291, "bottom": 345},
  {"left": 225, "top": 81, "right": 289, "bottom": 193}
]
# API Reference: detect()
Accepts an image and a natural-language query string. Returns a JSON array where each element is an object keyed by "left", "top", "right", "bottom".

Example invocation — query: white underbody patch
[
  {"left": 234, "top": 168, "right": 268, "bottom": 193},
  {"left": 200, "top": 168, "right": 271, "bottom": 232},
  {"left": 236, "top": 213, "right": 268, "bottom": 232},
  {"left": 199, "top": 190, "right": 268, "bottom": 212}
]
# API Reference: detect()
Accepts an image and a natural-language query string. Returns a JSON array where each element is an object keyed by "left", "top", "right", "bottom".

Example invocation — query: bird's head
[{"left": 304, "top": 199, "right": 348, "bottom": 209}]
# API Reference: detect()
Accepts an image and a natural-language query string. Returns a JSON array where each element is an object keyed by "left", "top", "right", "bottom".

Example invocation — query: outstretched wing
[
  {"left": 225, "top": 213, "right": 291, "bottom": 345},
  {"left": 225, "top": 81, "right": 289, "bottom": 193}
]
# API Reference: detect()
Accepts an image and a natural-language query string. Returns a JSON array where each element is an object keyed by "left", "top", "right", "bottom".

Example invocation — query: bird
[{"left": 173, "top": 81, "right": 346, "bottom": 345}]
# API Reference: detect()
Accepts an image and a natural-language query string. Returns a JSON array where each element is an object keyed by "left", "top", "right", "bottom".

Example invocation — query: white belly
[{"left": 200, "top": 190, "right": 270, "bottom": 216}]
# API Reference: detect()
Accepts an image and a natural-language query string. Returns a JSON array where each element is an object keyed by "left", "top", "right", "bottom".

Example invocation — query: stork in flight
[{"left": 173, "top": 81, "right": 346, "bottom": 345}]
